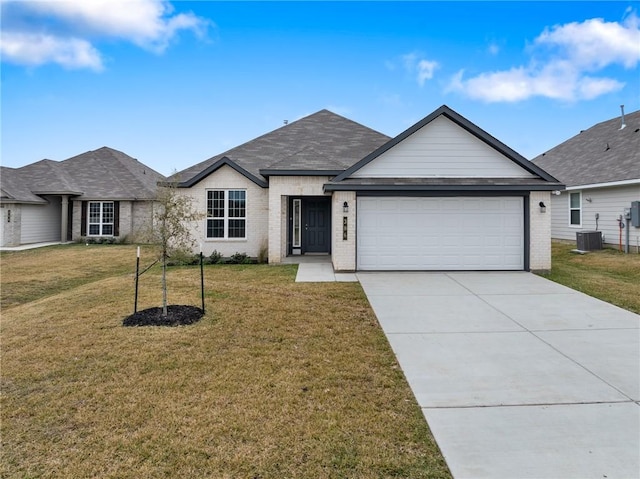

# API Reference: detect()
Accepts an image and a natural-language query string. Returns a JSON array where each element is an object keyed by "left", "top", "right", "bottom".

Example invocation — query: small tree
[{"left": 149, "top": 182, "right": 203, "bottom": 316}]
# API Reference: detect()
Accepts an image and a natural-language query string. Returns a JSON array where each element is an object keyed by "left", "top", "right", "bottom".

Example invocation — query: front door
[{"left": 303, "top": 198, "right": 330, "bottom": 253}]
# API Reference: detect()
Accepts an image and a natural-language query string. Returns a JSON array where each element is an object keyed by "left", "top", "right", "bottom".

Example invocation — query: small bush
[
  {"left": 166, "top": 248, "right": 199, "bottom": 266},
  {"left": 209, "top": 250, "right": 222, "bottom": 264},
  {"left": 81, "top": 236, "right": 117, "bottom": 245},
  {"left": 229, "top": 252, "right": 248, "bottom": 264}
]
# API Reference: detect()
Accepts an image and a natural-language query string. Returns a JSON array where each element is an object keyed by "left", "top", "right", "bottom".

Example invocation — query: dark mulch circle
[{"left": 123, "top": 305, "right": 204, "bottom": 327}]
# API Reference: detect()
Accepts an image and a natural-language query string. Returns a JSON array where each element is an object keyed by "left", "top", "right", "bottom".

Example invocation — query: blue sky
[{"left": 2, "top": 1, "right": 639, "bottom": 176}]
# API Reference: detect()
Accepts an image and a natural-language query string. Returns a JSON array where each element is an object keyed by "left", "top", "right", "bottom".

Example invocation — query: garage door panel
[{"left": 357, "top": 197, "right": 524, "bottom": 271}]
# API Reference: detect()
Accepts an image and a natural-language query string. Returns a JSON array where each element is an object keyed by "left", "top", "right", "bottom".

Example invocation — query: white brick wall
[
  {"left": 331, "top": 191, "right": 356, "bottom": 271},
  {"left": 177, "top": 165, "right": 269, "bottom": 258},
  {"left": 267, "top": 176, "right": 331, "bottom": 263},
  {"left": 529, "top": 191, "right": 552, "bottom": 271}
]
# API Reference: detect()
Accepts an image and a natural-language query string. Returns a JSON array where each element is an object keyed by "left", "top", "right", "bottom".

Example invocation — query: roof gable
[
  {"left": 334, "top": 105, "right": 557, "bottom": 183},
  {"left": 175, "top": 157, "right": 268, "bottom": 188},
  {"left": 533, "top": 110, "right": 640, "bottom": 187},
  {"left": 350, "top": 115, "right": 537, "bottom": 179}
]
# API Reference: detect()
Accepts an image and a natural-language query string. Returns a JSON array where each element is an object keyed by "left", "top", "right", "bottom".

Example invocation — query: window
[
  {"left": 88, "top": 201, "right": 114, "bottom": 236},
  {"left": 206, "top": 190, "right": 246, "bottom": 239},
  {"left": 292, "top": 199, "right": 301, "bottom": 248},
  {"left": 569, "top": 192, "right": 581, "bottom": 226}
]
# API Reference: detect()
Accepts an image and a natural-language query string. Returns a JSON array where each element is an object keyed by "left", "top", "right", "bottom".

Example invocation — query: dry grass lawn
[
  {"left": 539, "top": 241, "right": 640, "bottom": 314},
  {"left": 1, "top": 245, "right": 451, "bottom": 478}
]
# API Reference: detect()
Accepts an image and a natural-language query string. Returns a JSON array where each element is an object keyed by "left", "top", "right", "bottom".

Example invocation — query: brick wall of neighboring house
[
  {"left": 118, "top": 201, "right": 133, "bottom": 240},
  {"left": 178, "top": 165, "right": 269, "bottom": 259},
  {"left": 529, "top": 191, "right": 552, "bottom": 271},
  {"left": 331, "top": 191, "right": 356, "bottom": 271},
  {"left": 267, "top": 176, "right": 331, "bottom": 263}
]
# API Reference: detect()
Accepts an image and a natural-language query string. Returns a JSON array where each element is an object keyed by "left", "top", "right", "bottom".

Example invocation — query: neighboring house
[
  {"left": 534, "top": 109, "right": 640, "bottom": 251},
  {"left": 173, "top": 105, "right": 563, "bottom": 272},
  {"left": 0, "top": 147, "right": 165, "bottom": 247}
]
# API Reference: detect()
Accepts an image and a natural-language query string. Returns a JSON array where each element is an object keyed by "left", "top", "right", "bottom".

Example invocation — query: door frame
[{"left": 288, "top": 196, "right": 332, "bottom": 255}]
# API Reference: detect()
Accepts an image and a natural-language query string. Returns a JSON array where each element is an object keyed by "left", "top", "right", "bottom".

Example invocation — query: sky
[{"left": 1, "top": 1, "right": 639, "bottom": 177}]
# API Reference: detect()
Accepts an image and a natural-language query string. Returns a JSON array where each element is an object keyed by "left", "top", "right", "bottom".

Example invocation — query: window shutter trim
[
  {"left": 81, "top": 201, "right": 87, "bottom": 236},
  {"left": 113, "top": 201, "right": 120, "bottom": 236}
]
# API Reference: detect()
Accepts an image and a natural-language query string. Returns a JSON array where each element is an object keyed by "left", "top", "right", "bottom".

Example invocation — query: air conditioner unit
[{"left": 576, "top": 231, "right": 602, "bottom": 251}]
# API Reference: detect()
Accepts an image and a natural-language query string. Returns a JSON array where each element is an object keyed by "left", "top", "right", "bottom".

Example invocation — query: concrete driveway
[{"left": 358, "top": 272, "right": 640, "bottom": 479}]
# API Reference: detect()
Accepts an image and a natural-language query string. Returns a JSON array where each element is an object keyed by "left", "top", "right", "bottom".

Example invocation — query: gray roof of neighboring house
[
  {"left": 172, "top": 110, "right": 391, "bottom": 187},
  {"left": 0, "top": 147, "right": 165, "bottom": 203},
  {"left": 0, "top": 166, "right": 48, "bottom": 203},
  {"left": 533, "top": 109, "right": 640, "bottom": 187}
]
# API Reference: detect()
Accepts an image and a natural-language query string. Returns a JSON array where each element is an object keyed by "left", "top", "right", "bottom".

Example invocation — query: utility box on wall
[
  {"left": 576, "top": 231, "right": 603, "bottom": 251},
  {"left": 631, "top": 201, "right": 640, "bottom": 227}
]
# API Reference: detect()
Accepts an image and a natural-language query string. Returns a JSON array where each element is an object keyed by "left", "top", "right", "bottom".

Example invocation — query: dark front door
[{"left": 303, "top": 198, "right": 330, "bottom": 253}]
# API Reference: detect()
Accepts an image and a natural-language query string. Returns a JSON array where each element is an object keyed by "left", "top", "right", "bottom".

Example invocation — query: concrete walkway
[
  {"left": 0, "top": 241, "right": 63, "bottom": 251},
  {"left": 288, "top": 256, "right": 358, "bottom": 282},
  {"left": 358, "top": 271, "right": 640, "bottom": 479}
]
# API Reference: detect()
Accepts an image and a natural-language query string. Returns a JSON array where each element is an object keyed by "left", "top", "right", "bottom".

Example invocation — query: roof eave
[
  {"left": 324, "top": 183, "right": 566, "bottom": 192},
  {"left": 259, "top": 169, "right": 343, "bottom": 177}
]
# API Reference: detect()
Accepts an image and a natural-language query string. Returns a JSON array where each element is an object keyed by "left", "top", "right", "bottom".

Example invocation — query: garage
[{"left": 357, "top": 196, "right": 524, "bottom": 271}]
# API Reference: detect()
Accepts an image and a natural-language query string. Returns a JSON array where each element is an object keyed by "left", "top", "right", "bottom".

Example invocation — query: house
[
  {"left": 533, "top": 109, "right": 640, "bottom": 251},
  {"left": 0, "top": 147, "right": 165, "bottom": 247},
  {"left": 173, "top": 105, "right": 563, "bottom": 272}
]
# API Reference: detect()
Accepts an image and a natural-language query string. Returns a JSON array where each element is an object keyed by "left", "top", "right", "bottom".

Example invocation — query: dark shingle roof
[
  {"left": 0, "top": 147, "right": 165, "bottom": 203},
  {"left": 533, "top": 110, "right": 640, "bottom": 187},
  {"left": 172, "top": 110, "right": 390, "bottom": 186},
  {"left": 60, "top": 147, "right": 165, "bottom": 199},
  {"left": 0, "top": 167, "right": 48, "bottom": 203}
]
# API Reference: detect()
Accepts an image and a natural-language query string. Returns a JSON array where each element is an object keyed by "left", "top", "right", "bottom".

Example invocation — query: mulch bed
[{"left": 123, "top": 305, "right": 204, "bottom": 327}]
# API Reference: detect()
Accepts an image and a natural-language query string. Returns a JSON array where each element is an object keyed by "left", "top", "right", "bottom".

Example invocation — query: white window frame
[
  {"left": 88, "top": 201, "right": 114, "bottom": 236},
  {"left": 206, "top": 189, "right": 247, "bottom": 240},
  {"left": 569, "top": 191, "right": 582, "bottom": 227}
]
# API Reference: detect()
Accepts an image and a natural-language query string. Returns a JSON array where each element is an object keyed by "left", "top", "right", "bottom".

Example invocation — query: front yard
[
  {"left": 0, "top": 245, "right": 451, "bottom": 479},
  {"left": 539, "top": 241, "right": 640, "bottom": 314}
]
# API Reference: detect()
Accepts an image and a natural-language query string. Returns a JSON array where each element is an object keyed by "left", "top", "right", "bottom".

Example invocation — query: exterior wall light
[
  {"left": 539, "top": 201, "right": 546, "bottom": 213},
  {"left": 343, "top": 201, "right": 349, "bottom": 213}
]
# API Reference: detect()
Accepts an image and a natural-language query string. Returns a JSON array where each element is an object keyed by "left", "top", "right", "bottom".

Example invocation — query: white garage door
[{"left": 357, "top": 197, "right": 524, "bottom": 271}]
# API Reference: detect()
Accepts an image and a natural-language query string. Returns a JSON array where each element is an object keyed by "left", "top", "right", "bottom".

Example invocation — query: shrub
[
  {"left": 229, "top": 252, "right": 248, "bottom": 264},
  {"left": 209, "top": 250, "right": 222, "bottom": 264},
  {"left": 80, "top": 236, "right": 117, "bottom": 245}
]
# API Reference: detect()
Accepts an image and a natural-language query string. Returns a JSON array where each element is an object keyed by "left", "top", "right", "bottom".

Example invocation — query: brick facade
[
  {"left": 529, "top": 191, "right": 552, "bottom": 271},
  {"left": 331, "top": 191, "right": 356, "bottom": 271},
  {"left": 267, "top": 176, "right": 331, "bottom": 264},
  {"left": 178, "top": 165, "right": 269, "bottom": 258}
]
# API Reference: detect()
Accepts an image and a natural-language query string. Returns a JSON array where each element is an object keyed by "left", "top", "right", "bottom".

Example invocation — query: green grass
[
  {"left": 1, "top": 245, "right": 451, "bottom": 479},
  {"left": 538, "top": 241, "right": 640, "bottom": 314}
]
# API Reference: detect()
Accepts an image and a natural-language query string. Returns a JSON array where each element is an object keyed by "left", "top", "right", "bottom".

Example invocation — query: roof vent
[{"left": 620, "top": 105, "right": 626, "bottom": 130}]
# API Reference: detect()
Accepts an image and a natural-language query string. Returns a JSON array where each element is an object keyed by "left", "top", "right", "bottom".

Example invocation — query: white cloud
[
  {"left": 417, "top": 59, "right": 439, "bottom": 85},
  {"left": 0, "top": 31, "right": 103, "bottom": 71},
  {"left": 401, "top": 52, "right": 439, "bottom": 86},
  {"left": 448, "top": 13, "right": 639, "bottom": 103},
  {"left": 0, "top": 0, "right": 210, "bottom": 70},
  {"left": 535, "top": 14, "right": 640, "bottom": 70}
]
